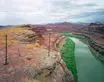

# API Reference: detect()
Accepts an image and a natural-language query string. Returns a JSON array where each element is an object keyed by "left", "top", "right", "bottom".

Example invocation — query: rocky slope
[{"left": 0, "top": 26, "right": 74, "bottom": 82}]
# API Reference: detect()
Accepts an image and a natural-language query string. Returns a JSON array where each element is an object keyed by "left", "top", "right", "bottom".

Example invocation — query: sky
[{"left": 0, "top": 0, "right": 104, "bottom": 25}]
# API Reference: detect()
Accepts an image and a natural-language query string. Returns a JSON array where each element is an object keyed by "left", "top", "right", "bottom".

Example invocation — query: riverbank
[
  {"left": 61, "top": 38, "right": 77, "bottom": 82},
  {"left": 72, "top": 33, "right": 104, "bottom": 62},
  {"left": 61, "top": 32, "right": 88, "bottom": 45},
  {"left": 62, "top": 32, "right": 104, "bottom": 62},
  {"left": 69, "top": 37, "right": 104, "bottom": 82}
]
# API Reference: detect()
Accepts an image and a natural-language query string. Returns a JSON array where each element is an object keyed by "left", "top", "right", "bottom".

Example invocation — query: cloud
[
  {"left": 68, "top": 9, "right": 104, "bottom": 22},
  {"left": 70, "top": 9, "right": 104, "bottom": 18},
  {"left": 0, "top": 0, "right": 104, "bottom": 25},
  {"left": 84, "top": 3, "right": 98, "bottom": 7}
]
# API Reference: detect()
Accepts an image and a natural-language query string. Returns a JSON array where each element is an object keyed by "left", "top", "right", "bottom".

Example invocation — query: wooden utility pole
[
  {"left": 4, "top": 35, "right": 8, "bottom": 65},
  {"left": 46, "top": 29, "right": 53, "bottom": 56},
  {"left": 48, "top": 33, "right": 51, "bottom": 56}
]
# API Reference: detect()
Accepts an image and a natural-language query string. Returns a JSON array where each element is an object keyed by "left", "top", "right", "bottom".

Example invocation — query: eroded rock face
[
  {"left": 13, "top": 30, "right": 36, "bottom": 43},
  {"left": 24, "top": 61, "right": 73, "bottom": 82},
  {"left": 89, "top": 23, "right": 104, "bottom": 35},
  {"left": 0, "top": 26, "right": 74, "bottom": 82}
]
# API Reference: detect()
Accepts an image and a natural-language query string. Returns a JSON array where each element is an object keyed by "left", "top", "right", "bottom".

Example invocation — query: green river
[{"left": 69, "top": 37, "right": 104, "bottom": 82}]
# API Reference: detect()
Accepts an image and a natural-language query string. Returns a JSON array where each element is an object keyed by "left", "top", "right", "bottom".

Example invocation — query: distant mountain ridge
[
  {"left": 0, "top": 25, "right": 4, "bottom": 28},
  {"left": 0, "top": 25, "right": 10, "bottom": 28}
]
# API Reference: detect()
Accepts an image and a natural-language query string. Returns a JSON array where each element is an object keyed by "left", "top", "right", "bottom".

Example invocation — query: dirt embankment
[{"left": 0, "top": 26, "right": 74, "bottom": 82}]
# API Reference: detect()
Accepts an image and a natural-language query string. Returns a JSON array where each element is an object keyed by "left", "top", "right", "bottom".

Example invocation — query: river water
[{"left": 69, "top": 37, "right": 104, "bottom": 82}]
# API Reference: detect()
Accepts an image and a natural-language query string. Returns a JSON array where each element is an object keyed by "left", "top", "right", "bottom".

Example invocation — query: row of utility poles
[{"left": 3, "top": 29, "right": 53, "bottom": 65}]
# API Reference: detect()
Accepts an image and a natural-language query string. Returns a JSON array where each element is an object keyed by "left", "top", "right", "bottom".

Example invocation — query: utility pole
[
  {"left": 4, "top": 35, "right": 8, "bottom": 65},
  {"left": 46, "top": 29, "right": 53, "bottom": 56},
  {"left": 48, "top": 33, "right": 51, "bottom": 56}
]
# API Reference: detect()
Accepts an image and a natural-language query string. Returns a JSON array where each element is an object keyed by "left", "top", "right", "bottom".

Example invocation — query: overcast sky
[{"left": 0, "top": 0, "right": 104, "bottom": 25}]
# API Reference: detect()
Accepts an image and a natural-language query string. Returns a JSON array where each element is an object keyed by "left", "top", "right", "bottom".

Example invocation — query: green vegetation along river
[
  {"left": 69, "top": 37, "right": 104, "bottom": 82},
  {"left": 61, "top": 38, "right": 77, "bottom": 82}
]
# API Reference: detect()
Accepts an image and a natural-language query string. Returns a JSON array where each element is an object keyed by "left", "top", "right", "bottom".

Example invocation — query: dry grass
[
  {"left": 0, "top": 26, "right": 32, "bottom": 46},
  {"left": 0, "top": 27, "right": 29, "bottom": 37}
]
